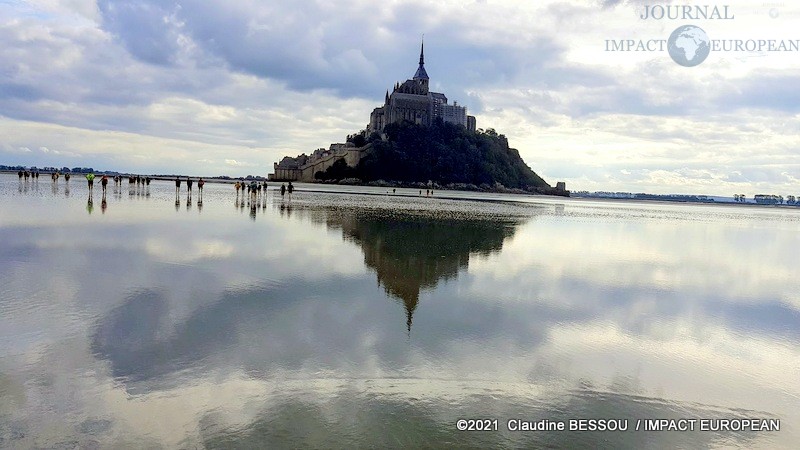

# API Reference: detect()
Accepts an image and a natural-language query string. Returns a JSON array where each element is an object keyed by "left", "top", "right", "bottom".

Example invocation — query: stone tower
[{"left": 412, "top": 40, "right": 429, "bottom": 92}]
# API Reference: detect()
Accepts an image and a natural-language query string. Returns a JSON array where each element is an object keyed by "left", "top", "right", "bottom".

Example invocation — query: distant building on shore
[{"left": 270, "top": 41, "right": 476, "bottom": 181}]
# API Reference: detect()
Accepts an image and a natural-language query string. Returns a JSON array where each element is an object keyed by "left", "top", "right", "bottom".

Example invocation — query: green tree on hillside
[{"left": 346, "top": 120, "right": 548, "bottom": 189}]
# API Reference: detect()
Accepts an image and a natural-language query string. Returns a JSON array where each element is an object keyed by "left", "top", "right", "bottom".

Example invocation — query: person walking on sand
[
  {"left": 175, "top": 177, "right": 181, "bottom": 197},
  {"left": 65, "top": 173, "right": 70, "bottom": 183},
  {"left": 280, "top": 183, "right": 286, "bottom": 198},
  {"left": 187, "top": 178, "right": 193, "bottom": 196},
  {"left": 18, "top": 170, "right": 23, "bottom": 180},
  {"left": 235, "top": 181, "right": 241, "bottom": 196},
  {"left": 101, "top": 175, "right": 108, "bottom": 195},
  {"left": 198, "top": 178, "right": 204, "bottom": 194},
  {"left": 287, "top": 181, "right": 294, "bottom": 196},
  {"left": 250, "top": 180, "right": 258, "bottom": 198},
  {"left": 86, "top": 172, "right": 95, "bottom": 192}
]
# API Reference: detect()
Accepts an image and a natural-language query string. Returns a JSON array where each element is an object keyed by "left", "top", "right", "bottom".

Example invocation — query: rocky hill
[{"left": 316, "top": 120, "right": 555, "bottom": 193}]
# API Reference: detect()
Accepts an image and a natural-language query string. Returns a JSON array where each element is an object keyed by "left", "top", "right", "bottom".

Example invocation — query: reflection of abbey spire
[{"left": 369, "top": 40, "right": 476, "bottom": 133}]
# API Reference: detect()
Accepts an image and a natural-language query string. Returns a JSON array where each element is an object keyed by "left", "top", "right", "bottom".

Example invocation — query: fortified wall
[{"left": 269, "top": 143, "right": 373, "bottom": 182}]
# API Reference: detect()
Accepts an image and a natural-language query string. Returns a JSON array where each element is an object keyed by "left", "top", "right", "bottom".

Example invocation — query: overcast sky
[{"left": 1, "top": 0, "right": 799, "bottom": 195}]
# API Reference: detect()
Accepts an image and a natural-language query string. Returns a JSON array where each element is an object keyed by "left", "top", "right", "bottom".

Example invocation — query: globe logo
[{"left": 668, "top": 25, "right": 711, "bottom": 67}]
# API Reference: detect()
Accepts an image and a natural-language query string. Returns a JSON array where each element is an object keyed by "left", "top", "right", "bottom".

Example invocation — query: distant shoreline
[{"left": 570, "top": 194, "right": 800, "bottom": 209}]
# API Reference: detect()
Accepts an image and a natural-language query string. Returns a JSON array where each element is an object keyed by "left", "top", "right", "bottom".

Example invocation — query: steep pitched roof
[{"left": 413, "top": 40, "right": 428, "bottom": 80}]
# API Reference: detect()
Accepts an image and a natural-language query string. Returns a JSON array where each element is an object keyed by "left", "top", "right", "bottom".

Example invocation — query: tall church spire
[{"left": 413, "top": 38, "right": 429, "bottom": 82}]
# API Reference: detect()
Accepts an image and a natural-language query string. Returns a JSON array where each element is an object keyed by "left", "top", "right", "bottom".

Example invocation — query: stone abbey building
[
  {"left": 368, "top": 42, "right": 476, "bottom": 133},
  {"left": 270, "top": 42, "right": 476, "bottom": 182}
]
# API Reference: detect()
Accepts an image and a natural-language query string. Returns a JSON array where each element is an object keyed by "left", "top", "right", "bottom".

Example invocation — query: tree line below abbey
[{"left": 315, "top": 119, "right": 560, "bottom": 194}]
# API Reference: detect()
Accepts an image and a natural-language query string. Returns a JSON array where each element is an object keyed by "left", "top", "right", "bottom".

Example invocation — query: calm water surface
[{"left": 0, "top": 174, "right": 798, "bottom": 449}]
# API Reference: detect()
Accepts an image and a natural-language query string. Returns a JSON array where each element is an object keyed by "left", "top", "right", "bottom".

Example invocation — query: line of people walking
[
  {"left": 17, "top": 170, "right": 74, "bottom": 182},
  {"left": 234, "top": 180, "right": 272, "bottom": 198},
  {"left": 16, "top": 171, "right": 299, "bottom": 216},
  {"left": 232, "top": 180, "right": 295, "bottom": 202},
  {"left": 174, "top": 177, "right": 205, "bottom": 194},
  {"left": 17, "top": 170, "right": 40, "bottom": 180},
  {"left": 174, "top": 177, "right": 206, "bottom": 206},
  {"left": 124, "top": 175, "right": 151, "bottom": 187}
]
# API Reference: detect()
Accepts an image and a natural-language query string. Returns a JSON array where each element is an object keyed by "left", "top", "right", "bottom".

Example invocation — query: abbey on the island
[
  {"left": 368, "top": 41, "right": 476, "bottom": 133},
  {"left": 269, "top": 41, "right": 475, "bottom": 182}
]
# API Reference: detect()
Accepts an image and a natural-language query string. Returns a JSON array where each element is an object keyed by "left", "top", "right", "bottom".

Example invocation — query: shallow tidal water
[{"left": 0, "top": 173, "right": 799, "bottom": 449}]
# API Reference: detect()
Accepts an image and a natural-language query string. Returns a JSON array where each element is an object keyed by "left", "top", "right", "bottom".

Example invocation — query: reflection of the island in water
[{"left": 306, "top": 208, "right": 519, "bottom": 333}]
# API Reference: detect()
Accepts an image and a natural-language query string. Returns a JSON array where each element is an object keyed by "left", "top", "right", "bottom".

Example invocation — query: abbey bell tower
[{"left": 412, "top": 41, "right": 429, "bottom": 92}]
